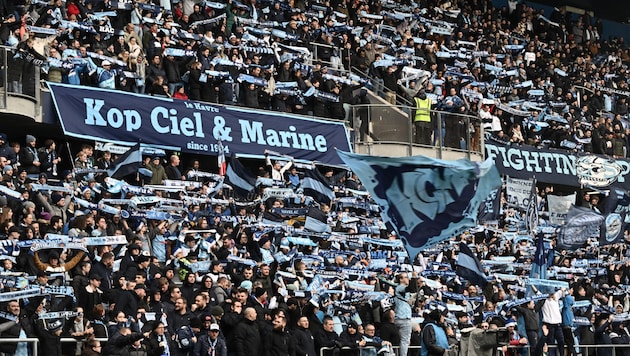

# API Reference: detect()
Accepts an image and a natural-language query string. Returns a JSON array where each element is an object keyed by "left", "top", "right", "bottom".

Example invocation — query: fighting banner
[
  {"left": 47, "top": 83, "right": 351, "bottom": 165},
  {"left": 485, "top": 140, "right": 630, "bottom": 189}
]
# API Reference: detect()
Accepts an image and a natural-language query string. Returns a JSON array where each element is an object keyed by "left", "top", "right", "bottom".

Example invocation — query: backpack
[{"left": 175, "top": 325, "right": 194, "bottom": 350}]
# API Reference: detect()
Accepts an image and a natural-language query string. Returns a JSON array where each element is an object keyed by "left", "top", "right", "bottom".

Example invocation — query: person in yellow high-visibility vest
[{"left": 413, "top": 90, "right": 433, "bottom": 145}]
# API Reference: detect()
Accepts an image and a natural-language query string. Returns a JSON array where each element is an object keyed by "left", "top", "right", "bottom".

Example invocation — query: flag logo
[
  {"left": 337, "top": 151, "right": 501, "bottom": 258},
  {"left": 576, "top": 155, "right": 621, "bottom": 187}
]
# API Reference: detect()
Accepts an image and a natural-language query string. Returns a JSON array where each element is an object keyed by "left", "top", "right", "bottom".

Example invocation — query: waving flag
[
  {"left": 456, "top": 244, "right": 488, "bottom": 287},
  {"left": 305, "top": 207, "right": 331, "bottom": 233},
  {"left": 302, "top": 168, "right": 335, "bottom": 204},
  {"left": 107, "top": 143, "right": 141, "bottom": 178},
  {"left": 225, "top": 157, "right": 256, "bottom": 199},
  {"left": 337, "top": 151, "right": 501, "bottom": 259},
  {"left": 557, "top": 205, "right": 604, "bottom": 251},
  {"left": 600, "top": 212, "right": 626, "bottom": 246},
  {"left": 530, "top": 232, "right": 548, "bottom": 280},
  {"left": 477, "top": 187, "right": 501, "bottom": 222},
  {"left": 525, "top": 179, "right": 538, "bottom": 236}
]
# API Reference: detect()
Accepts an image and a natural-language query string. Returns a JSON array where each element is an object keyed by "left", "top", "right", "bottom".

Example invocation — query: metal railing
[
  {"left": 349, "top": 103, "right": 484, "bottom": 159},
  {"left": 0, "top": 45, "right": 40, "bottom": 109},
  {"left": 0, "top": 337, "right": 39, "bottom": 356},
  {"left": 321, "top": 343, "right": 630, "bottom": 356},
  {"left": 0, "top": 336, "right": 109, "bottom": 356}
]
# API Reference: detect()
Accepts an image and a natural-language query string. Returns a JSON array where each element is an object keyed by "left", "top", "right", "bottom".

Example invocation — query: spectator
[
  {"left": 165, "top": 154, "right": 185, "bottom": 180},
  {"left": 233, "top": 307, "right": 261, "bottom": 356},
  {"left": 194, "top": 322, "right": 227, "bottom": 356},
  {"left": 103, "top": 326, "right": 147, "bottom": 356}
]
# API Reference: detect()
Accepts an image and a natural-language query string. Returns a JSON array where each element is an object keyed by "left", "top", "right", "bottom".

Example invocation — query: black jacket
[
  {"left": 314, "top": 328, "right": 340, "bottom": 355},
  {"left": 113, "top": 290, "right": 140, "bottom": 319},
  {"left": 193, "top": 334, "right": 228, "bottom": 356},
  {"left": 293, "top": 326, "right": 317, "bottom": 356},
  {"left": 233, "top": 318, "right": 262, "bottom": 356},
  {"left": 0, "top": 319, "right": 21, "bottom": 354},
  {"left": 103, "top": 331, "right": 145, "bottom": 356},
  {"left": 146, "top": 332, "right": 171, "bottom": 356},
  {"left": 263, "top": 327, "right": 295, "bottom": 356}
]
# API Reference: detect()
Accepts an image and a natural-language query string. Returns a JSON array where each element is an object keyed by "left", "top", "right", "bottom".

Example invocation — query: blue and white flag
[
  {"left": 337, "top": 151, "right": 501, "bottom": 259},
  {"left": 477, "top": 187, "right": 501, "bottom": 222},
  {"left": 304, "top": 207, "right": 331, "bottom": 233},
  {"left": 525, "top": 179, "right": 538, "bottom": 235},
  {"left": 107, "top": 143, "right": 141, "bottom": 178},
  {"left": 301, "top": 168, "right": 335, "bottom": 204},
  {"left": 600, "top": 212, "right": 626, "bottom": 246},
  {"left": 558, "top": 205, "right": 604, "bottom": 251},
  {"left": 456, "top": 244, "right": 489, "bottom": 287},
  {"left": 547, "top": 193, "right": 576, "bottom": 225},
  {"left": 530, "top": 232, "right": 548, "bottom": 280},
  {"left": 225, "top": 156, "right": 256, "bottom": 199}
]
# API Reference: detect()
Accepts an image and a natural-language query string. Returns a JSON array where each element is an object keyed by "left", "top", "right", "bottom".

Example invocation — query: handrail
[
  {"left": 349, "top": 65, "right": 414, "bottom": 107},
  {"left": 0, "top": 46, "right": 39, "bottom": 109},
  {"left": 0, "top": 337, "right": 39, "bottom": 356},
  {"left": 320, "top": 342, "right": 630, "bottom": 356},
  {"left": 350, "top": 103, "right": 484, "bottom": 159}
]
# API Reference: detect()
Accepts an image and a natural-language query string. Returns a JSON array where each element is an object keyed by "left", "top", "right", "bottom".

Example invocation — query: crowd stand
[{"left": 0, "top": 0, "right": 629, "bottom": 355}]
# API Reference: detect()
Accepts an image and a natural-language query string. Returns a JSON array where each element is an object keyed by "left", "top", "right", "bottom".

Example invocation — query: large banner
[
  {"left": 47, "top": 83, "right": 351, "bottom": 165},
  {"left": 485, "top": 140, "right": 630, "bottom": 189},
  {"left": 337, "top": 151, "right": 502, "bottom": 259}
]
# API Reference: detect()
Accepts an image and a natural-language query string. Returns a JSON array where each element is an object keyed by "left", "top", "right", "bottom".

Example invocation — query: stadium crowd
[
  {"left": 0, "top": 0, "right": 628, "bottom": 355},
  {"left": 1, "top": 0, "right": 630, "bottom": 154}
]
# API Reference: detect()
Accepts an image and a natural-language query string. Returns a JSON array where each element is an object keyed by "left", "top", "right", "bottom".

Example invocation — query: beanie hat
[
  {"left": 25, "top": 135, "right": 36, "bottom": 144},
  {"left": 240, "top": 280, "right": 253, "bottom": 291},
  {"left": 254, "top": 287, "right": 266, "bottom": 298},
  {"left": 51, "top": 193, "right": 63, "bottom": 204},
  {"left": 210, "top": 306, "right": 224, "bottom": 317}
]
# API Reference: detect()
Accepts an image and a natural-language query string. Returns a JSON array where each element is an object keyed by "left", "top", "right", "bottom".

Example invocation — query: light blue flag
[{"left": 337, "top": 151, "right": 501, "bottom": 259}]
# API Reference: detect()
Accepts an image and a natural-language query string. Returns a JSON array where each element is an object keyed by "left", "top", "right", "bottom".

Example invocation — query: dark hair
[{"left": 50, "top": 215, "right": 62, "bottom": 226}]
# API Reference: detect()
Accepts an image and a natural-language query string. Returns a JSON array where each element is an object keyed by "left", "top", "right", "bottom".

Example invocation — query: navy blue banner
[
  {"left": 47, "top": 83, "right": 351, "bottom": 165},
  {"left": 485, "top": 139, "right": 630, "bottom": 189}
]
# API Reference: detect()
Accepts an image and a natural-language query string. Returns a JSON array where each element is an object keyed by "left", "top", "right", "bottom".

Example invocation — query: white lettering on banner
[
  {"left": 486, "top": 144, "right": 578, "bottom": 176},
  {"left": 184, "top": 101, "right": 220, "bottom": 113},
  {"left": 82, "top": 96, "right": 331, "bottom": 154},
  {"left": 85, "top": 98, "right": 205, "bottom": 138},
  {"left": 150, "top": 107, "right": 204, "bottom": 138},
  {"left": 239, "top": 120, "right": 328, "bottom": 152},
  {"left": 84, "top": 98, "right": 141, "bottom": 132}
]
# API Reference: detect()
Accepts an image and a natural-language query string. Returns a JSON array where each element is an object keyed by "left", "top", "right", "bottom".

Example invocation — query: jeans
[
  {"left": 545, "top": 323, "right": 564, "bottom": 356},
  {"left": 395, "top": 318, "right": 412, "bottom": 356},
  {"left": 432, "top": 127, "right": 445, "bottom": 146}
]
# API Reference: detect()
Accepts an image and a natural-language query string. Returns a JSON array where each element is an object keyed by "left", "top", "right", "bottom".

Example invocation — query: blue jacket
[
  {"left": 193, "top": 334, "right": 227, "bottom": 356},
  {"left": 562, "top": 295, "right": 575, "bottom": 327}
]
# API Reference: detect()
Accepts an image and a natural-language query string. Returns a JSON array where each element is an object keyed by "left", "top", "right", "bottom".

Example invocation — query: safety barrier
[
  {"left": 321, "top": 343, "right": 630, "bottom": 356},
  {"left": 0, "top": 336, "right": 109, "bottom": 356},
  {"left": 0, "top": 45, "right": 41, "bottom": 106},
  {"left": 349, "top": 103, "right": 484, "bottom": 159},
  {"left": 0, "top": 337, "right": 39, "bottom": 356}
]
